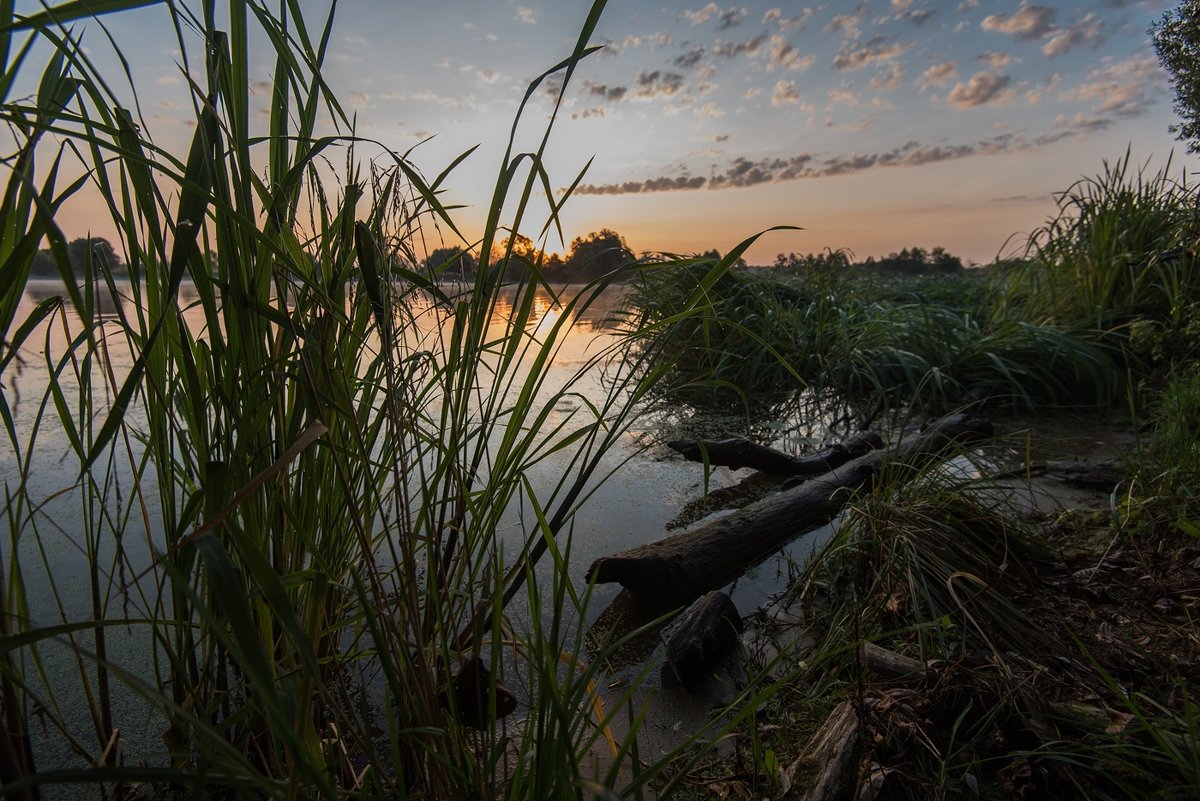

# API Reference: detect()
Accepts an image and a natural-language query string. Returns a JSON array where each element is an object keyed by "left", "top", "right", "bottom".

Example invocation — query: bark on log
[
  {"left": 588, "top": 413, "right": 992, "bottom": 606},
  {"left": 668, "top": 431, "right": 884, "bottom": 476},
  {"left": 782, "top": 700, "right": 862, "bottom": 801},
  {"left": 663, "top": 591, "right": 743, "bottom": 689},
  {"left": 860, "top": 642, "right": 925, "bottom": 681}
]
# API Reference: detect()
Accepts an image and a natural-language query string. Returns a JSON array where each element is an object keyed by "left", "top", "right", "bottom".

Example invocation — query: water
[{"left": 1, "top": 278, "right": 846, "bottom": 780}]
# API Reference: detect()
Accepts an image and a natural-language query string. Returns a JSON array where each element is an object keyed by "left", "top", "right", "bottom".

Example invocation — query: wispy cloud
[
  {"left": 977, "top": 51, "right": 1013, "bottom": 69},
  {"left": 771, "top": 79, "right": 803, "bottom": 107},
  {"left": 634, "top": 70, "right": 685, "bottom": 99},
  {"left": 1042, "top": 13, "right": 1107, "bottom": 58},
  {"left": 573, "top": 135, "right": 1032, "bottom": 196},
  {"left": 683, "top": 3, "right": 746, "bottom": 28},
  {"left": 1061, "top": 54, "right": 1162, "bottom": 119},
  {"left": 946, "top": 72, "right": 1014, "bottom": 108},
  {"left": 918, "top": 61, "right": 959, "bottom": 88},
  {"left": 833, "top": 36, "right": 909, "bottom": 71},
  {"left": 515, "top": 6, "right": 536, "bottom": 25},
  {"left": 981, "top": 4, "right": 1057, "bottom": 41}
]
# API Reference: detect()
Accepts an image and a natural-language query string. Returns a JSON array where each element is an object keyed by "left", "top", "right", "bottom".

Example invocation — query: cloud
[
  {"left": 771, "top": 79, "right": 802, "bottom": 107},
  {"left": 871, "top": 63, "right": 904, "bottom": 91},
  {"left": 1061, "top": 54, "right": 1162, "bottom": 119},
  {"left": 946, "top": 72, "right": 1014, "bottom": 108},
  {"left": 826, "top": 14, "right": 861, "bottom": 43},
  {"left": 674, "top": 46, "right": 707, "bottom": 69},
  {"left": 717, "top": 7, "right": 747, "bottom": 29},
  {"left": 977, "top": 51, "right": 1012, "bottom": 69},
  {"left": 763, "top": 7, "right": 813, "bottom": 31},
  {"left": 1042, "top": 13, "right": 1107, "bottom": 58},
  {"left": 477, "top": 69, "right": 500, "bottom": 84},
  {"left": 981, "top": 4, "right": 1056, "bottom": 41},
  {"left": 683, "top": 3, "right": 746, "bottom": 27},
  {"left": 515, "top": 5, "right": 536, "bottom": 25},
  {"left": 833, "top": 36, "right": 909, "bottom": 70},
  {"left": 696, "top": 102, "right": 726, "bottom": 118},
  {"left": 744, "top": 86, "right": 763, "bottom": 100},
  {"left": 713, "top": 33, "right": 767, "bottom": 58},
  {"left": 827, "top": 88, "right": 860, "bottom": 106},
  {"left": 576, "top": 175, "right": 710, "bottom": 195},
  {"left": 634, "top": 71, "right": 685, "bottom": 98},
  {"left": 957, "top": 0, "right": 978, "bottom": 10},
  {"left": 583, "top": 81, "right": 628, "bottom": 102},
  {"left": 573, "top": 135, "right": 1030, "bottom": 195},
  {"left": 769, "top": 35, "right": 814, "bottom": 70},
  {"left": 919, "top": 61, "right": 959, "bottom": 88}
]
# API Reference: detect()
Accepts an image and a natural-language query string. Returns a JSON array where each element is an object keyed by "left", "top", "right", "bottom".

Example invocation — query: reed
[{"left": 0, "top": 1, "right": 777, "bottom": 797}]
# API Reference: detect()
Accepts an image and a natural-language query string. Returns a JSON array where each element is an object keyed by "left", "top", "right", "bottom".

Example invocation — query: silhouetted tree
[
  {"left": 565, "top": 229, "right": 634, "bottom": 281},
  {"left": 1154, "top": 1, "right": 1200, "bottom": 152},
  {"left": 30, "top": 237, "right": 123, "bottom": 278},
  {"left": 425, "top": 246, "right": 476, "bottom": 280}
]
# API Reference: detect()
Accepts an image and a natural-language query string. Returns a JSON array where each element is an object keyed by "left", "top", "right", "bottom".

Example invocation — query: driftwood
[
  {"left": 860, "top": 642, "right": 925, "bottom": 681},
  {"left": 668, "top": 431, "right": 884, "bottom": 476},
  {"left": 781, "top": 701, "right": 862, "bottom": 801},
  {"left": 663, "top": 591, "right": 743, "bottom": 689},
  {"left": 589, "top": 413, "right": 993, "bottom": 606},
  {"left": 991, "top": 458, "right": 1126, "bottom": 489}
]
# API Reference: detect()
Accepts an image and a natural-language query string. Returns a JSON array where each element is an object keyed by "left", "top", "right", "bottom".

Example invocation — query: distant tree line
[
  {"left": 29, "top": 237, "right": 125, "bottom": 278},
  {"left": 768, "top": 246, "right": 965, "bottom": 277},
  {"left": 423, "top": 228, "right": 637, "bottom": 284}
]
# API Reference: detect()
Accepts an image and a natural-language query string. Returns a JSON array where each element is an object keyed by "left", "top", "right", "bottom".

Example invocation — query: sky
[{"left": 19, "top": 0, "right": 1200, "bottom": 265}]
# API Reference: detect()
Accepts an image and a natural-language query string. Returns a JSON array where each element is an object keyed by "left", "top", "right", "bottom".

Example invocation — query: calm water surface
[{"left": 1, "top": 278, "right": 839, "bottom": 776}]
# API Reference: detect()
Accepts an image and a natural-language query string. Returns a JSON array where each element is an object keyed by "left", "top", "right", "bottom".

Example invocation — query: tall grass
[
  {"left": 0, "top": 2, "right": 777, "bottom": 797},
  {"left": 1000, "top": 151, "right": 1200, "bottom": 334},
  {"left": 625, "top": 263, "right": 1115, "bottom": 416}
]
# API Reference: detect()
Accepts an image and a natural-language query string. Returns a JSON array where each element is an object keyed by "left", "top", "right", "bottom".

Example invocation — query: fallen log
[
  {"left": 588, "top": 413, "right": 992, "bottom": 606},
  {"left": 781, "top": 700, "right": 862, "bottom": 801},
  {"left": 860, "top": 642, "right": 925, "bottom": 681},
  {"left": 668, "top": 431, "right": 883, "bottom": 476},
  {"left": 663, "top": 591, "right": 743, "bottom": 689}
]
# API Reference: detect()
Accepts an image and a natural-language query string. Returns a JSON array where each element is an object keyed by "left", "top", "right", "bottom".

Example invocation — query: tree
[
  {"left": 424, "top": 246, "right": 476, "bottom": 280},
  {"left": 565, "top": 228, "right": 634, "bottom": 281},
  {"left": 1153, "top": 2, "right": 1200, "bottom": 152}
]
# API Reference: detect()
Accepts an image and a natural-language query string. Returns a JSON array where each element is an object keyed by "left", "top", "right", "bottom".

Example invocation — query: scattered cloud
[
  {"left": 582, "top": 81, "right": 628, "bottom": 102},
  {"left": 826, "top": 14, "right": 862, "bottom": 41},
  {"left": 763, "top": 7, "right": 813, "bottom": 31},
  {"left": 634, "top": 70, "right": 685, "bottom": 99},
  {"left": 696, "top": 101, "right": 726, "bottom": 118},
  {"left": 977, "top": 51, "right": 1013, "bottom": 69},
  {"left": 674, "top": 46, "right": 707, "bottom": 69},
  {"left": 717, "top": 7, "right": 747, "bottom": 29},
  {"left": 713, "top": 33, "right": 767, "bottom": 58},
  {"left": 515, "top": 5, "right": 536, "bottom": 25},
  {"left": 771, "top": 79, "right": 802, "bottom": 107},
  {"left": 683, "top": 3, "right": 746, "bottom": 27},
  {"left": 1061, "top": 54, "right": 1162, "bottom": 119},
  {"left": 1042, "top": 13, "right": 1107, "bottom": 58},
  {"left": 573, "top": 135, "right": 1033, "bottom": 196},
  {"left": 918, "top": 61, "right": 958, "bottom": 88},
  {"left": 870, "top": 63, "right": 904, "bottom": 91},
  {"left": 744, "top": 86, "right": 763, "bottom": 100},
  {"left": 981, "top": 5, "right": 1057, "bottom": 41},
  {"left": 827, "top": 88, "right": 860, "bottom": 107},
  {"left": 833, "top": 36, "right": 909, "bottom": 71},
  {"left": 956, "top": 0, "right": 979, "bottom": 11},
  {"left": 769, "top": 35, "right": 814, "bottom": 71},
  {"left": 946, "top": 72, "right": 1014, "bottom": 108}
]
